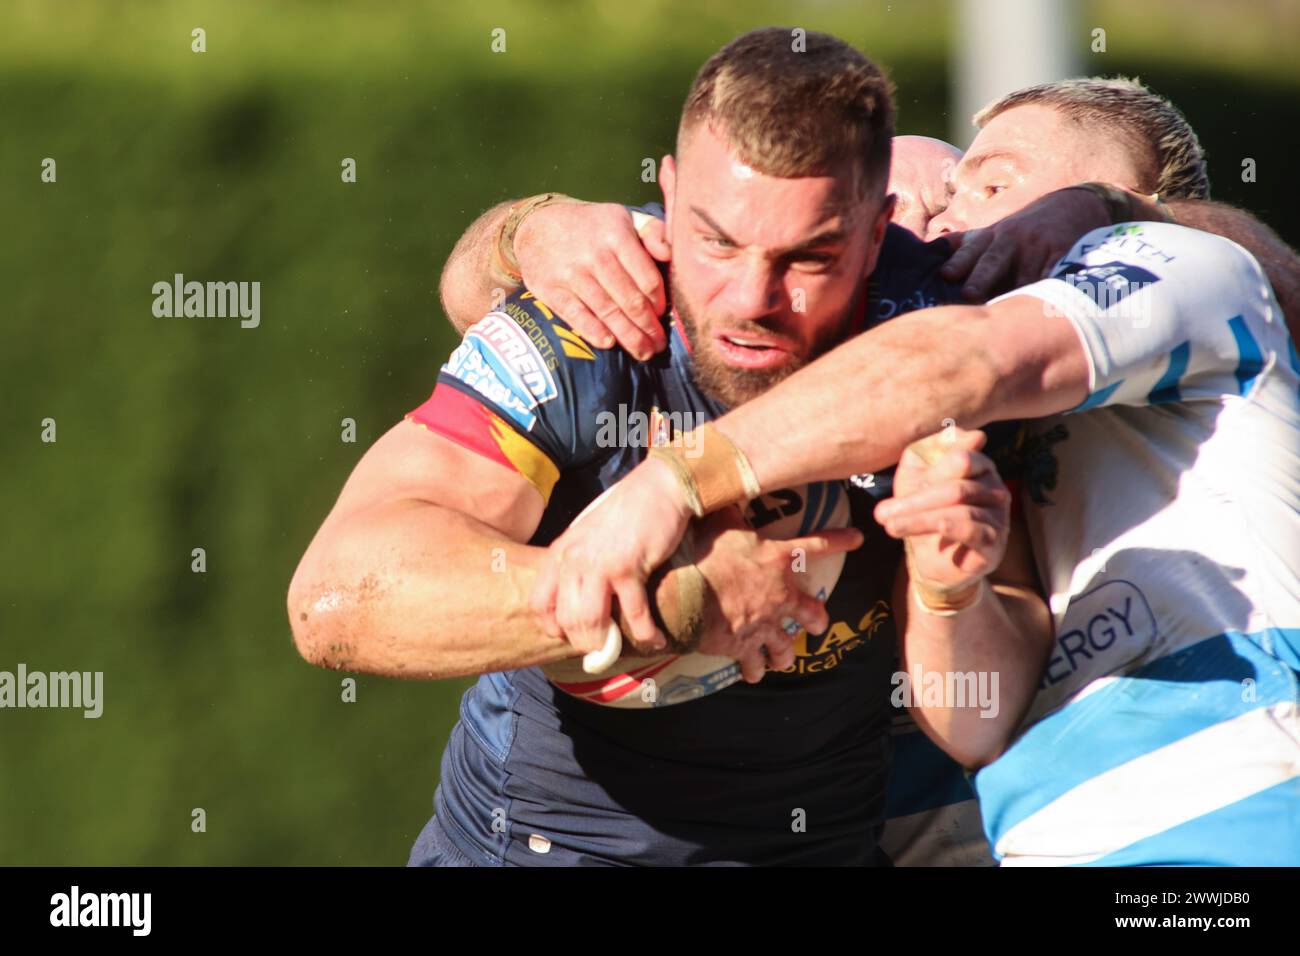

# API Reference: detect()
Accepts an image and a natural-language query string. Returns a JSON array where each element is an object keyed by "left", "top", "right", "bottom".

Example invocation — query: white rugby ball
[{"left": 542, "top": 481, "right": 850, "bottom": 708}]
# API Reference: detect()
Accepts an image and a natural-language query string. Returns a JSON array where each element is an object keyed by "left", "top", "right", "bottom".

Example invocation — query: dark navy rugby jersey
[{"left": 406, "top": 221, "right": 1013, "bottom": 866}]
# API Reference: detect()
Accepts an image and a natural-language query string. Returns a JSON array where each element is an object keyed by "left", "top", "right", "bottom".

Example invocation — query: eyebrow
[
  {"left": 945, "top": 147, "right": 1023, "bottom": 199},
  {"left": 689, "top": 205, "right": 849, "bottom": 255},
  {"left": 690, "top": 206, "right": 739, "bottom": 245},
  {"left": 962, "top": 148, "right": 1024, "bottom": 176}
]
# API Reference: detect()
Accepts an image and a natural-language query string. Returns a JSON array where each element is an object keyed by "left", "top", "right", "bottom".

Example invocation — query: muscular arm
[
  {"left": 287, "top": 418, "right": 828, "bottom": 678},
  {"left": 439, "top": 198, "right": 669, "bottom": 354},
  {"left": 719, "top": 202, "right": 1294, "bottom": 494},
  {"left": 439, "top": 200, "right": 517, "bottom": 335},
  {"left": 716, "top": 295, "right": 1086, "bottom": 492},
  {"left": 287, "top": 421, "right": 575, "bottom": 678},
  {"left": 894, "top": 508, "right": 1053, "bottom": 769}
]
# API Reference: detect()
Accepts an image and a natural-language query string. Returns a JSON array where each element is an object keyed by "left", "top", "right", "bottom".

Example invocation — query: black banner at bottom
[{"left": 0, "top": 864, "right": 1288, "bottom": 942}]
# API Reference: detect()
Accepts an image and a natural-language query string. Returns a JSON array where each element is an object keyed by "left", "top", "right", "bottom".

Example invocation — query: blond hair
[
  {"left": 974, "top": 76, "right": 1210, "bottom": 200},
  {"left": 680, "top": 27, "right": 895, "bottom": 198}
]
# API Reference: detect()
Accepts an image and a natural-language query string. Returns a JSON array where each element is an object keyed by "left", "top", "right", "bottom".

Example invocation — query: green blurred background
[{"left": 2, "top": 0, "right": 1296, "bottom": 864}]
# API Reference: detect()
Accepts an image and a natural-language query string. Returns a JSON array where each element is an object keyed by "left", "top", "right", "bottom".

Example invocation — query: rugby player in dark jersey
[
  {"left": 432, "top": 138, "right": 1050, "bottom": 866},
  {"left": 288, "top": 29, "right": 1033, "bottom": 866}
]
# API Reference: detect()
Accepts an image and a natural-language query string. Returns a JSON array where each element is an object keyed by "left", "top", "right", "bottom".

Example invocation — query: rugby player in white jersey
[{"left": 528, "top": 78, "right": 1300, "bottom": 865}]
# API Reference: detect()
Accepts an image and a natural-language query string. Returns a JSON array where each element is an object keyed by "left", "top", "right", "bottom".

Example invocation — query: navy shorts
[{"left": 407, "top": 815, "right": 484, "bottom": 867}]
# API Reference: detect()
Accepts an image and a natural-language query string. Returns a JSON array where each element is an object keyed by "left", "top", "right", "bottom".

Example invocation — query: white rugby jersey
[{"left": 978, "top": 222, "right": 1300, "bottom": 866}]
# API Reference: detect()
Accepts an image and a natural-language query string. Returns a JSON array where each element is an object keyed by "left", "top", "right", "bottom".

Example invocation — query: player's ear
[
  {"left": 660, "top": 154, "right": 677, "bottom": 235},
  {"left": 875, "top": 193, "right": 897, "bottom": 239},
  {"left": 862, "top": 192, "right": 895, "bottom": 276}
]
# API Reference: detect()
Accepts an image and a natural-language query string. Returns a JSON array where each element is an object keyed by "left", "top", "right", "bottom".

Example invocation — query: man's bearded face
[
  {"left": 661, "top": 123, "right": 886, "bottom": 408},
  {"left": 671, "top": 263, "right": 854, "bottom": 408}
]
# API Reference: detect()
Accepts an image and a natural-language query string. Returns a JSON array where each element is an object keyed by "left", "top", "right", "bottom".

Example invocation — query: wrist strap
[
  {"left": 905, "top": 539, "right": 985, "bottom": 615},
  {"left": 647, "top": 423, "right": 762, "bottom": 517},
  {"left": 910, "top": 576, "right": 986, "bottom": 617},
  {"left": 899, "top": 428, "right": 985, "bottom": 613},
  {"left": 491, "top": 193, "right": 581, "bottom": 284}
]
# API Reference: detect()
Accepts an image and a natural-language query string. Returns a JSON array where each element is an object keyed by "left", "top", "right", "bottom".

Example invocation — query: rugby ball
[{"left": 542, "top": 481, "right": 850, "bottom": 708}]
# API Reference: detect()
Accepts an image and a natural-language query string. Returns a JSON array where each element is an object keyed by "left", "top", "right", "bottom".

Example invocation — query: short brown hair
[
  {"left": 974, "top": 76, "right": 1210, "bottom": 200},
  {"left": 679, "top": 28, "right": 895, "bottom": 199}
]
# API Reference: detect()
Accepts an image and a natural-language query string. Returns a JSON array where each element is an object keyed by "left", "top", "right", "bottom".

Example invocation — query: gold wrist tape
[
  {"left": 647, "top": 446, "right": 704, "bottom": 516},
  {"left": 489, "top": 232, "right": 521, "bottom": 287},
  {"left": 492, "top": 192, "right": 580, "bottom": 284},
  {"left": 898, "top": 429, "right": 986, "bottom": 614},
  {"left": 905, "top": 538, "right": 985, "bottom": 615},
  {"left": 648, "top": 423, "right": 762, "bottom": 517},
  {"left": 910, "top": 577, "right": 986, "bottom": 617}
]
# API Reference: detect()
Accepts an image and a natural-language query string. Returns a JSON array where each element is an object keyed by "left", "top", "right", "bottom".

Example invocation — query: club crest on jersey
[{"left": 443, "top": 312, "right": 558, "bottom": 430}]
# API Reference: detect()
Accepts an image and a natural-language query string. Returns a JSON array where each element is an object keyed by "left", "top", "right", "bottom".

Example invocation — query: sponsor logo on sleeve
[
  {"left": 1076, "top": 227, "right": 1176, "bottom": 264},
  {"left": 443, "top": 312, "right": 559, "bottom": 430},
  {"left": 1051, "top": 260, "right": 1160, "bottom": 310}
]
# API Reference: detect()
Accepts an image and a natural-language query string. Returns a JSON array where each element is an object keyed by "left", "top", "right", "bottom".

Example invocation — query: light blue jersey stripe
[
  {"left": 1071, "top": 379, "right": 1123, "bottom": 412},
  {"left": 1147, "top": 341, "right": 1190, "bottom": 405},
  {"left": 1227, "top": 315, "right": 1264, "bottom": 396},
  {"left": 977, "top": 628, "right": 1300, "bottom": 854},
  {"left": 1079, "top": 777, "right": 1300, "bottom": 866},
  {"left": 1261, "top": 626, "right": 1300, "bottom": 673},
  {"left": 1288, "top": 336, "right": 1300, "bottom": 402}
]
